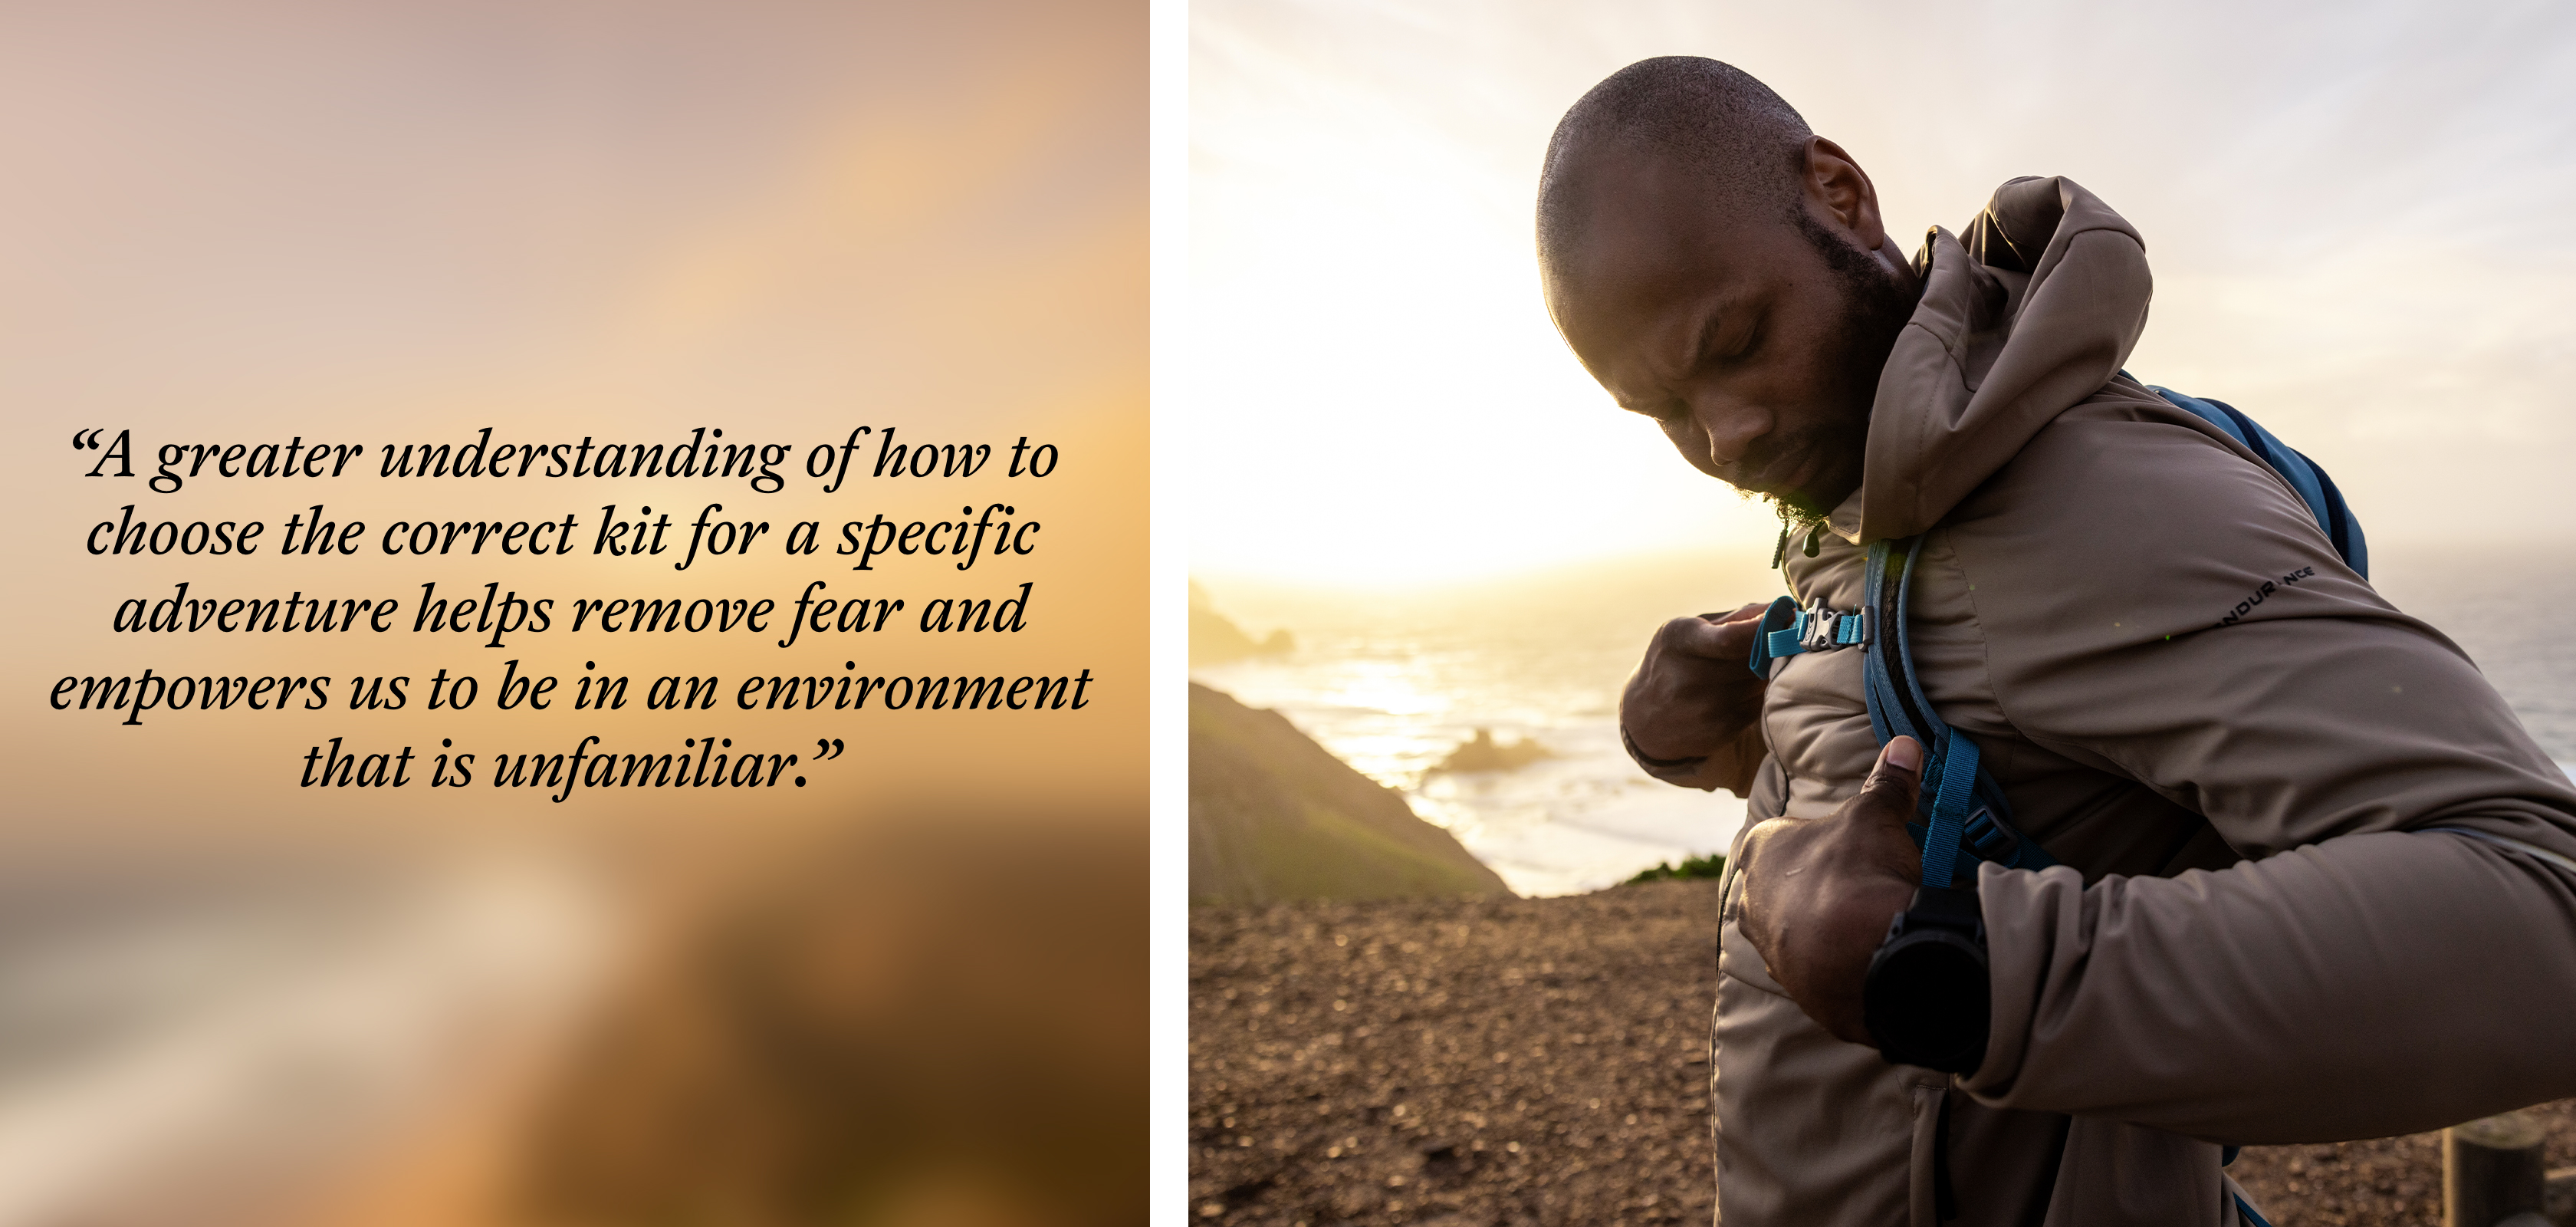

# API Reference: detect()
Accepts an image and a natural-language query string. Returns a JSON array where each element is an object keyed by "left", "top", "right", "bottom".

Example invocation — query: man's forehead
[
  {"left": 1551, "top": 150, "right": 1773, "bottom": 302},
  {"left": 1549, "top": 220, "right": 1746, "bottom": 356}
]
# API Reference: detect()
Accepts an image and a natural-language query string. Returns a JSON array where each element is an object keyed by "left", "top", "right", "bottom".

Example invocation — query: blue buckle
[
  {"left": 1750, "top": 597, "right": 1870, "bottom": 677},
  {"left": 1961, "top": 808, "right": 2023, "bottom": 864},
  {"left": 1795, "top": 600, "right": 1869, "bottom": 653}
]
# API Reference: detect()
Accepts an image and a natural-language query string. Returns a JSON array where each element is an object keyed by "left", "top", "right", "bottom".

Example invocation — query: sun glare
[
  {"left": 1188, "top": 11, "right": 1769, "bottom": 587},
  {"left": 1191, "top": 0, "right": 2576, "bottom": 590}
]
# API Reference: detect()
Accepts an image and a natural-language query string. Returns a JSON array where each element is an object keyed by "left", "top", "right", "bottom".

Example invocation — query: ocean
[{"left": 1193, "top": 543, "right": 2576, "bottom": 897}]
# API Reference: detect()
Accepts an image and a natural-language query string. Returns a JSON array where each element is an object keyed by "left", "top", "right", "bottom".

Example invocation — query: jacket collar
[{"left": 1837, "top": 176, "right": 2154, "bottom": 544}]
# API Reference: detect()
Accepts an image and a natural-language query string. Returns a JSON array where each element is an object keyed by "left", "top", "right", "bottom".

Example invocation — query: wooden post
[
  {"left": 2443, "top": 1110, "right": 2545, "bottom": 1227},
  {"left": 2546, "top": 1166, "right": 2576, "bottom": 1226}
]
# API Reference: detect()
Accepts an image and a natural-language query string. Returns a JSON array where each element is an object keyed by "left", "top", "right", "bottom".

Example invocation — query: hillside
[{"left": 1190, "top": 683, "right": 1510, "bottom": 905}]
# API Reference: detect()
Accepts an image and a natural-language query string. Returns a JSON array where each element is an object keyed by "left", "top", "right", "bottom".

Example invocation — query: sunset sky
[{"left": 1190, "top": 0, "right": 2576, "bottom": 584}]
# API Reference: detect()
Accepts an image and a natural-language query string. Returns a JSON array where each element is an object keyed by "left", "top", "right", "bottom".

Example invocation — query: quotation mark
[
  {"left": 73, "top": 429, "right": 106, "bottom": 450},
  {"left": 794, "top": 738, "right": 845, "bottom": 788}
]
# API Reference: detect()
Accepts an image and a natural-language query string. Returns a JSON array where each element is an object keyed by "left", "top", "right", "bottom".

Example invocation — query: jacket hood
[{"left": 1827, "top": 176, "right": 2153, "bottom": 544}]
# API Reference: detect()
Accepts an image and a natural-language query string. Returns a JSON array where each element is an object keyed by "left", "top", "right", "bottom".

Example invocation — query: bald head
[
  {"left": 1536, "top": 58, "right": 1917, "bottom": 521},
  {"left": 1537, "top": 58, "right": 1813, "bottom": 269}
]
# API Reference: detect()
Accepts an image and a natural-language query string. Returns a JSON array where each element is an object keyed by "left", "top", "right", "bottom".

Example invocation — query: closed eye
[{"left": 1704, "top": 320, "right": 1760, "bottom": 370}]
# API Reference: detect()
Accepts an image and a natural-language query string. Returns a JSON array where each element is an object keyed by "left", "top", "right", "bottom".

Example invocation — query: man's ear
[{"left": 1801, "top": 136, "right": 1888, "bottom": 252}]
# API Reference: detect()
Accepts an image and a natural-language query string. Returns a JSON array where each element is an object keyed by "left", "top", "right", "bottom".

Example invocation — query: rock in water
[
  {"left": 1188, "top": 581, "right": 1294, "bottom": 666},
  {"left": 1188, "top": 605, "right": 1290, "bottom": 666},
  {"left": 1427, "top": 727, "right": 1553, "bottom": 775},
  {"left": 1190, "top": 683, "right": 1511, "bottom": 904}
]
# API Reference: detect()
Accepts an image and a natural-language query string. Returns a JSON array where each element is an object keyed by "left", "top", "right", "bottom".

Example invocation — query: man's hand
[
  {"left": 1736, "top": 736, "right": 1927, "bottom": 1044},
  {"left": 1622, "top": 602, "right": 1771, "bottom": 791}
]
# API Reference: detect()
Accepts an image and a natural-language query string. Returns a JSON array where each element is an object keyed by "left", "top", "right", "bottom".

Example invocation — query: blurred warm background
[{"left": 0, "top": 2, "right": 1142, "bottom": 1224}]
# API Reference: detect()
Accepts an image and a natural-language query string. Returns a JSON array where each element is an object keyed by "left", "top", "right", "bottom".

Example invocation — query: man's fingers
[
  {"left": 1657, "top": 614, "right": 1742, "bottom": 660},
  {"left": 1707, "top": 614, "right": 1766, "bottom": 658},
  {"left": 1659, "top": 601, "right": 1773, "bottom": 659},
  {"left": 1855, "top": 735, "right": 1924, "bottom": 821}
]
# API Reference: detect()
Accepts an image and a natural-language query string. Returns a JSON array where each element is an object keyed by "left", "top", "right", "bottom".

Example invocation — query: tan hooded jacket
[{"left": 1710, "top": 176, "right": 2576, "bottom": 1225}]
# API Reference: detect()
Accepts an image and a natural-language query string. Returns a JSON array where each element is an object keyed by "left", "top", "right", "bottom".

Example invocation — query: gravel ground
[{"left": 1188, "top": 881, "right": 2574, "bottom": 1225}]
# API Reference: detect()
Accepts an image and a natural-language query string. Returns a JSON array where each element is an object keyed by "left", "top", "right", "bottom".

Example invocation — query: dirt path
[{"left": 1190, "top": 882, "right": 2573, "bottom": 1225}]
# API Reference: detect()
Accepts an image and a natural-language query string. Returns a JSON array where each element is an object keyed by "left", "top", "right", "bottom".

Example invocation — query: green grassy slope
[{"left": 1189, "top": 683, "right": 1511, "bottom": 905}]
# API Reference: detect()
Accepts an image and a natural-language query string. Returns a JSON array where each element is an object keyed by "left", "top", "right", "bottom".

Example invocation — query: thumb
[{"left": 1857, "top": 735, "right": 1924, "bottom": 821}]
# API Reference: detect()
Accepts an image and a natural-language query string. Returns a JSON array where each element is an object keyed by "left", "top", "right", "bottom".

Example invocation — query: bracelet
[{"left": 1621, "top": 725, "right": 1710, "bottom": 774}]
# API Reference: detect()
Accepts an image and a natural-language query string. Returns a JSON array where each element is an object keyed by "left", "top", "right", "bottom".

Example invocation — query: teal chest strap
[{"left": 1745, "top": 541, "right": 2057, "bottom": 882}]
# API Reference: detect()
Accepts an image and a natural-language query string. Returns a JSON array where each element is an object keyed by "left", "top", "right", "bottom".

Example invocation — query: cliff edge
[{"left": 1189, "top": 683, "right": 1510, "bottom": 905}]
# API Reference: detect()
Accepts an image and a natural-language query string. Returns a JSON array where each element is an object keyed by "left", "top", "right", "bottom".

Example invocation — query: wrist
[
  {"left": 1622, "top": 722, "right": 1766, "bottom": 794},
  {"left": 1703, "top": 722, "right": 1766, "bottom": 796},
  {"left": 1622, "top": 723, "right": 1710, "bottom": 775}
]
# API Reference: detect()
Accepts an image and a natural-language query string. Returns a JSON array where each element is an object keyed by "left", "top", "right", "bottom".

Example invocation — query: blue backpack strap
[
  {"left": 2144, "top": 383, "right": 2370, "bottom": 578},
  {"left": 1861, "top": 538, "right": 2058, "bottom": 881}
]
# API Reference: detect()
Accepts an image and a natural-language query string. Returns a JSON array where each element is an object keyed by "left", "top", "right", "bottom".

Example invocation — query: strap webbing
[
  {"left": 2141, "top": 380, "right": 2370, "bottom": 578},
  {"left": 1921, "top": 730, "right": 1980, "bottom": 890},
  {"left": 1746, "top": 597, "right": 1868, "bottom": 676},
  {"left": 1861, "top": 537, "right": 2058, "bottom": 879}
]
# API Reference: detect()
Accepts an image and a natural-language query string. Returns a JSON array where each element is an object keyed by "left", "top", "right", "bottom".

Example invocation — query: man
[{"left": 1536, "top": 57, "right": 2576, "bottom": 1225}]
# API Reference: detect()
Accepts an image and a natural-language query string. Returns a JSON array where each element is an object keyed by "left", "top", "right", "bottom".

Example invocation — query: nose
[{"left": 1689, "top": 390, "right": 1770, "bottom": 471}]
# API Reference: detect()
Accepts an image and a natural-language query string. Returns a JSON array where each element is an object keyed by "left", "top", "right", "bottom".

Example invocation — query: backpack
[{"left": 1743, "top": 383, "right": 2370, "bottom": 889}]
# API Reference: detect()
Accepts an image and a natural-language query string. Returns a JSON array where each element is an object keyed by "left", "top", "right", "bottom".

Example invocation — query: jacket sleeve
[{"left": 1942, "top": 408, "right": 2576, "bottom": 1143}]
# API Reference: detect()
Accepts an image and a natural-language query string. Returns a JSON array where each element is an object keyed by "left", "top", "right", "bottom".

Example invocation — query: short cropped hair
[{"left": 1537, "top": 57, "right": 1814, "bottom": 263}]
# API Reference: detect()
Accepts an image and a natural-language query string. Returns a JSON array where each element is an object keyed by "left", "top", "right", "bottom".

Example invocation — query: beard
[{"left": 1756, "top": 209, "right": 1921, "bottom": 525}]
